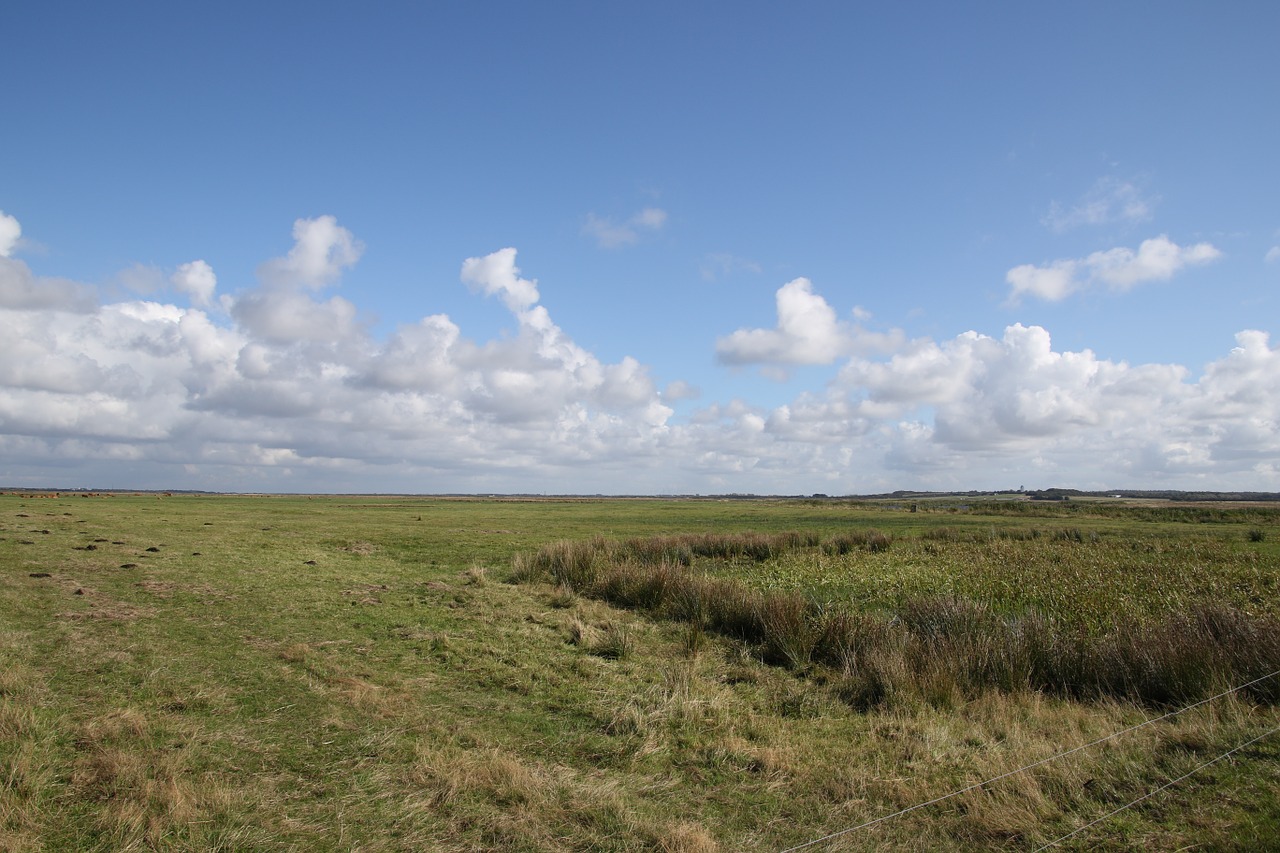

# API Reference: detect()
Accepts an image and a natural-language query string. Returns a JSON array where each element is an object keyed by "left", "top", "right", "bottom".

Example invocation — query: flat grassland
[{"left": 1, "top": 493, "right": 1277, "bottom": 851}]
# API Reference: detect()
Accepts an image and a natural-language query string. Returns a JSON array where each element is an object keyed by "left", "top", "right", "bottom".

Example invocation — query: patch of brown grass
[
  {"left": 405, "top": 741, "right": 719, "bottom": 851},
  {"left": 336, "top": 540, "right": 380, "bottom": 554},
  {"left": 66, "top": 709, "right": 214, "bottom": 847}
]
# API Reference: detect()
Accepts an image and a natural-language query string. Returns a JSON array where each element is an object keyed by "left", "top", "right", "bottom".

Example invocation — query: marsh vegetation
[{"left": 1, "top": 493, "right": 1277, "bottom": 850}]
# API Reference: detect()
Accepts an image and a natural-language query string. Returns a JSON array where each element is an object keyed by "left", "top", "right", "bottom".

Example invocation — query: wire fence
[
  {"left": 1032, "top": 722, "right": 1280, "bottom": 851},
  {"left": 777, "top": 669, "right": 1280, "bottom": 853}
]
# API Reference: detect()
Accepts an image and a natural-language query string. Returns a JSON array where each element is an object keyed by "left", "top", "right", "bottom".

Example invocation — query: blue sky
[{"left": 2, "top": 2, "right": 1278, "bottom": 494}]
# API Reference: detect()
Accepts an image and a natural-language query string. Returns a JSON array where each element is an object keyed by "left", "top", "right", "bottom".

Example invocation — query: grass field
[{"left": 1, "top": 493, "right": 1277, "bottom": 851}]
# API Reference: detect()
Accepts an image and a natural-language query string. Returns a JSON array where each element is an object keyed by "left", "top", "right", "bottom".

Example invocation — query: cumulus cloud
[
  {"left": 232, "top": 290, "right": 361, "bottom": 344},
  {"left": 1042, "top": 177, "right": 1156, "bottom": 233},
  {"left": 729, "top": 321, "right": 1278, "bottom": 489},
  {"left": 116, "top": 263, "right": 171, "bottom": 297},
  {"left": 0, "top": 257, "right": 98, "bottom": 313},
  {"left": 460, "top": 247, "right": 540, "bottom": 312},
  {"left": 1005, "top": 260, "right": 1080, "bottom": 301},
  {"left": 582, "top": 207, "right": 667, "bottom": 249},
  {"left": 1007, "top": 235, "right": 1221, "bottom": 303},
  {"left": 716, "top": 277, "right": 904, "bottom": 369},
  {"left": 1, "top": 211, "right": 1277, "bottom": 495},
  {"left": 0, "top": 212, "right": 98, "bottom": 312},
  {"left": 256, "top": 215, "right": 364, "bottom": 289},
  {"left": 0, "top": 210, "right": 21, "bottom": 257},
  {"left": 1266, "top": 247, "right": 1280, "bottom": 264},
  {"left": 1086, "top": 236, "right": 1221, "bottom": 288},
  {"left": 0, "top": 227, "right": 683, "bottom": 492},
  {"left": 172, "top": 260, "right": 217, "bottom": 307},
  {"left": 228, "top": 216, "right": 372, "bottom": 345}
]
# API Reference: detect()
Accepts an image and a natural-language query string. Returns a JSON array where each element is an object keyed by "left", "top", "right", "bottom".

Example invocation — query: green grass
[{"left": 2, "top": 493, "right": 1278, "bottom": 850}]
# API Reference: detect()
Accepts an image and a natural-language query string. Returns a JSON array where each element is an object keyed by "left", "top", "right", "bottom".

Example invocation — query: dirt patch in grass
[
  {"left": 342, "top": 583, "right": 389, "bottom": 605},
  {"left": 337, "top": 541, "right": 379, "bottom": 555}
]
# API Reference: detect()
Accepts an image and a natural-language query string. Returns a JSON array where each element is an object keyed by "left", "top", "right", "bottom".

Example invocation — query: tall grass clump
[
  {"left": 1068, "top": 603, "right": 1280, "bottom": 705},
  {"left": 660, "top": 573, "right": 764, "bottom": 641},
  {"left": 619, "top": 536, "right": 693, "bottom": 567},
  {"left": 896, "top": 598, "right": 1054, "bottom": 699},
  {"left": 594, "top": 560, "right": 683, "bottom": 610},
  {"left": 822, "top": 529, "right": 893, "bottom": 554},
  {"left": 513, "top": 536, "right": 614, "bottom": 588},
  {"left": 683, "top": 531, "right": 802, "bottom": 561},
  {"left": 756, "top": 592, "right": 821, "bottom": 669}
]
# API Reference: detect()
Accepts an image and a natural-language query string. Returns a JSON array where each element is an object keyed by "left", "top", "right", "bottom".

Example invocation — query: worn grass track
[{"left": 2, "top": 493, "right": 1277, "bottom": 850}]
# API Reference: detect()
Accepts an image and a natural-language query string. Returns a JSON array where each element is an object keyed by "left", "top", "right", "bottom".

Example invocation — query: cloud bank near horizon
[{"left": 0, "top": 212, "right": 1276, "bottom": 494}]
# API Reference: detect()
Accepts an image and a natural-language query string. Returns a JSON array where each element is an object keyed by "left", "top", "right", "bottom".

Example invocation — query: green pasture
[{"left": 1, "top": 493, "right": 1277, "bottom": 851}]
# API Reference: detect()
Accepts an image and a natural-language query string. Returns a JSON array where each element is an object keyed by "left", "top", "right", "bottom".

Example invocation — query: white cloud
[
  {"left": 0, "top": 212, "right": 96, "bottom": 312},
  {"left": 1006, "top": 260, "right": 1080, "bottom": 301},
  {"left": 460, "top": 247, "right": 540, "bottom": 312},
  {"left": 1006, "top": 235, "right": 1221, "bottom": 303},
  {"left": 0, "top": 210, "right": 21, "bottom": 257},
  {"left": 231, "top": 290, "right": 361, "bottom": 344},
  {"left": 717, "top": 278, "right": 845, "bottom": 366},
  {"left": 1042, "top": 177, "right": 1156, "bottom": 233},
  {"left": 0, "top": 257, "right": 98, "bottom": 313},
  {"left": 116, "top": 263, "right": 167, "bottom": 295},
  {"left": 256, "top": 215, "right": 364, "bottom": 289},
  {"left": 662, "top": 380, "right": 700, "bottom": 401},
  {"left": 1085, "top": 236, "right": 1221, "bottom": 289},
  {"left": 582, "top": 207, "right": 667, "bottom": 249},
  {"left": 1266, "top": 247, "right": 1280, "bottom": 264},
  {"left": 172, "top": 260, "right": 218, "bottom": 307},
  {"left": 363, "top": 314, "right": 461, "bottom": 392},
  {"left": 1, "top": 213, "right": 1278, "bottom": 495},
  {"left": 632, "top": 207, "right": 667, "bottom": 229},
  {"left": 825, "top": 322, "right": 1280, "bottom": 485},
  {"left": 716, "top": 277, "right": 904, "bottom": 368},
  {"left": 230, "top": 216, "right": 370, "bottom": 344}
]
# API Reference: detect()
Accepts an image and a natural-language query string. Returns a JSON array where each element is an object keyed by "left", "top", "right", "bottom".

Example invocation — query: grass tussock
[
  {"left": 568, "top": 616, "right": 634, "bottom": 659},
  {"left": 823, "top": 528, "right": 893, "bottom": 554}
]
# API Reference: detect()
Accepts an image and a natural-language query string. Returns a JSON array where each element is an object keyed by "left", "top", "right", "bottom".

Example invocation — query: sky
[{"left": 2, "top": 1, "right": 1278, "bottom": 495}]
